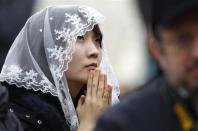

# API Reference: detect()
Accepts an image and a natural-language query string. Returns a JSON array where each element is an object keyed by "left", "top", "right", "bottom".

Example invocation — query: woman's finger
[
  {"left": 103, "top": 85, "right": 111, "bottom": 104},
  {"left": 97, "top": 72, "right": 105, "bottom": 99},
  {"left": 77, "top": 95, "right": 83, "bottom": 111},
  {"left": 76, "top": 95, "right": 86, "bottom": 119},
  {"left": 81, "top": 95, "right": 86, "bottom": 105},
  {"left": 87, "top": 70, "right": 93, "bottom": 98},
  {"left": 104, "top": 73, "right": 107, "bottom": 94},
  {"left": 108, "top": 85, "right": 112, "bottom": 105},
  {"left": 91, "top": 69, "right": 100, "bottom": 97}
]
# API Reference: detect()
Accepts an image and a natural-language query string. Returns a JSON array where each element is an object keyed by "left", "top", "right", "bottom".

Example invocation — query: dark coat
[
  {"left": 0, "top": 83, "right": 24, "bottom": 131},
  {"left": 94, "top": 75, "right": 182, "bottom": 131},
  {"left": 1, "top": 82, "right": 71, "bottom": 131}
]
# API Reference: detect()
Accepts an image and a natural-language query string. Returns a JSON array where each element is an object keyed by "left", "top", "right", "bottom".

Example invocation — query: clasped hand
[{"left": 77, "top": 69, "right": 112, "bottom": 131}]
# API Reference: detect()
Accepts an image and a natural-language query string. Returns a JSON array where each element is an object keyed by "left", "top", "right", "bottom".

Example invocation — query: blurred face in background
[{"left": 152, "top": 9, "right": 198, "bottom": 92}]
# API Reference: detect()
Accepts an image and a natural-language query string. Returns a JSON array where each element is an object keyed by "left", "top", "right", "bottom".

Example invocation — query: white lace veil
[{"left": 0, "top": 5, "right": 120, "bottom": 131}]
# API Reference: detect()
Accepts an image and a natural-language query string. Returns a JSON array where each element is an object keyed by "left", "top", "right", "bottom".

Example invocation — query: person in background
[
  {"left": 136, "top": 0, "right": 162, "bottom": 79},
  {"left": 94, "top": 0, "right": 198, "bottom": 130}
]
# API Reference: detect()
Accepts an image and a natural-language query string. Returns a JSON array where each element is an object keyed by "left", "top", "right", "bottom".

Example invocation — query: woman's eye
[
  {"left": 95, "top": 37, "right": 101, "bottom": 43},
  {"left": 77, "top": 36, "right": 85, "bottom": 40},
  {"left": 95, "top": 37, "right": 102, "bottom": 47},
  {"left": 95, "top": 36, "right": 102, "bottom": 43}
]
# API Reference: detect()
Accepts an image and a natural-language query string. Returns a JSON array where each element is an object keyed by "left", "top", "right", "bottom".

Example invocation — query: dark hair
[
  {"left": 136, "top": 0, "right": 153, "bottom": 29},
  {"left": 93, "top": 24, "right": 103, "bottom": 47},
  {"left": 151, "top": 0, "right": 198, "bottom": 40}
]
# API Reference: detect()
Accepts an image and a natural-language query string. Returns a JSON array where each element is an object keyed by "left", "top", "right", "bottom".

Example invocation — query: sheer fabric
[{"left": 0, "top": 5, "right": 120, "bottom": 131}]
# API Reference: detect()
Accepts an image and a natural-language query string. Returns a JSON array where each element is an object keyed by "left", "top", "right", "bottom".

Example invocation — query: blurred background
[{"left": 0, "top": 0, "right": 155, "bottom": 95}]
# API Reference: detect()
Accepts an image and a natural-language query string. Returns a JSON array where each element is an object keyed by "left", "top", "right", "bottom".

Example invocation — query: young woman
[{"left": 0, "top": 5, "right": 120, "bottom": 131}]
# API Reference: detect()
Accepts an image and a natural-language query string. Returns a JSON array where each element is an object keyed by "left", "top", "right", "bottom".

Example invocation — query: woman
[{"left": 0, "top": 5, "right": 120, "bottom": 131}]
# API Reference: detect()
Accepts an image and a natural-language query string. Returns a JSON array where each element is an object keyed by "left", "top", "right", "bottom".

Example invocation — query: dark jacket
[
  {"left": 1, "top": 82, "right": 71, "bottom": 131},
  {"left": 0, "top": 83, "right": 24, "bottom": 131},
  {"left": 94, "top": 75, "right": 182, "bottom": 131}
]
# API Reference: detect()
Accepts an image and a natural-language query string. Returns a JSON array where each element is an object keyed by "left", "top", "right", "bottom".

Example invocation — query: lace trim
[{"left": 0, "top": 65, "right": 57, "bottom": 96}]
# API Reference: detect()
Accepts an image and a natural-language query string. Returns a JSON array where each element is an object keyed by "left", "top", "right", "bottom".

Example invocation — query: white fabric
[{"left": 0, "top": 5, "right": 120, "bottom": 131}]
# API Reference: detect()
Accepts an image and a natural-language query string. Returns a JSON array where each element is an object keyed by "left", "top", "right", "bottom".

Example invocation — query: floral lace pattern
[
  {"left": 47, "top": 5, "right": 105, "bottom": 82},
  {"left": 0, "top": 65, "right": 56, "bottom": 95},
  {"left": 0, "top": 5, "right": 119, "bottom": 131}
]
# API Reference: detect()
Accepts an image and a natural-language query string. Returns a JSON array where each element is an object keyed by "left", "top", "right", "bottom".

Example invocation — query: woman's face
[{"left": 65, "top": 29, "right": 103, "bottom": 88}]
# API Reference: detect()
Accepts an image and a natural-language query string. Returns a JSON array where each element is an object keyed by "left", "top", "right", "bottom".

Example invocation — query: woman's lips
[{"left": 85, "top": 63, "right": 97, "bottom": 71}]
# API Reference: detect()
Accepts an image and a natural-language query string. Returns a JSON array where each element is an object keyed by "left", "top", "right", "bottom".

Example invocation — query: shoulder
[
  {"left": 1, "top": 82, "right": 69, "bottom": 131},
  {"left": 117, "top": 75, "right": 164, "bottom": 113},
  {"left": 0, "top": 83, "right": 8, "bottom": 113},
  {"left": 0, "top": 83, "right": 24, "bottom": 131},
  {"left": 94, "top": 75, "right": 174, "bottom": 131}
]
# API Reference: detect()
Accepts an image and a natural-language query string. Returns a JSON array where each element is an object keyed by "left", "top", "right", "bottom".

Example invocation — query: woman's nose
[{"left": 87, "top": 41, "right": 99, "bottom": 58}]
